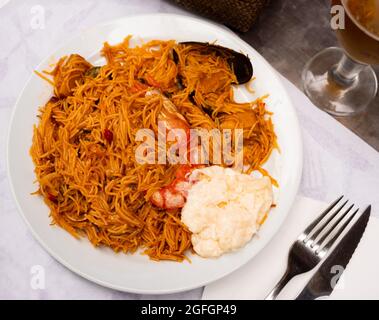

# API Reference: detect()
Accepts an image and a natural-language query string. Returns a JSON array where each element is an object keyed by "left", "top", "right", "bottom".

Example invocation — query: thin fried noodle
[{"left": 30, "top": 37, "right": 277, "bottom": 261}]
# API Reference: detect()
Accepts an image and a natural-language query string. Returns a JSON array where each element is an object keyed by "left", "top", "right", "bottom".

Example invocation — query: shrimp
[
  {"left": 146, "top": 90, "right": 203, "bottom": 209},
  {"left": 150, "top": 165, "right": 197, "bottom": 209},
  {"left": 146, "top": 89, "right": 189, "bottom": 133}
]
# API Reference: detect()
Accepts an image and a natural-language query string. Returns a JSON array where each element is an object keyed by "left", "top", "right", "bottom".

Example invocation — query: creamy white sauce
[{"left": 181, "top": 166, "right": 273, "bottom": 258}]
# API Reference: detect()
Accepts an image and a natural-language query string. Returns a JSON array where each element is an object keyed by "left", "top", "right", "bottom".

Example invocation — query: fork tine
[
  {"left": 300, "top": 195, "right": 344, "bottom": 241},
  {"left": 307, "top": 199, "right": 348, "bottom": 243},
  {"left": 317, "top": 208, "right": 359, "bottom": 255},
  {"left": 312, "top": 203, "right": 354, "bottom": 249}
]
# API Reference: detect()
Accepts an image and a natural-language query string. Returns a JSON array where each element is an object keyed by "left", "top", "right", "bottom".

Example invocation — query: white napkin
[{"left": 203, "top": 196, "right": 379, "bottom": 300}]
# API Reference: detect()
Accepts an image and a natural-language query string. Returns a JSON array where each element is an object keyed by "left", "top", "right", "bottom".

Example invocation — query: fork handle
[{"left": 265, "top": 269, "right": 295, "bottom": 300}]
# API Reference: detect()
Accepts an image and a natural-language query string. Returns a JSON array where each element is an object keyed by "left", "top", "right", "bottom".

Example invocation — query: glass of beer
[{"left": 302, "top": 0, "right": 379, "bottom": 116}]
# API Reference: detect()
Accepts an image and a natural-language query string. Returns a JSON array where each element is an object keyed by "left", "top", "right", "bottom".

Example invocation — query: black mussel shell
[{"left": 179, "top": 41, "right": 253, "bottom": 84}]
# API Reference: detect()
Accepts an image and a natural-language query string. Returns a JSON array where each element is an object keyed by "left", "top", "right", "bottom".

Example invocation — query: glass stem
[{"left": 329, "top": 53, "right": 365, "bottom": 87}]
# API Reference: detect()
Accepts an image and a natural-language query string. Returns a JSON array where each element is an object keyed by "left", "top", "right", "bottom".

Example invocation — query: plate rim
[{"left": 6, "top": 12, "right": 303, "bottom": 295}]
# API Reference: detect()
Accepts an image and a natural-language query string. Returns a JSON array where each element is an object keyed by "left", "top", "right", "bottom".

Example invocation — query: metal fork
[{"left": 265, "top": 196, "right": 358, "bottom": 300}]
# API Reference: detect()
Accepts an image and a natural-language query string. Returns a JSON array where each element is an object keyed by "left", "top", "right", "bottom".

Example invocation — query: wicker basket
[{"left": 173, "top": 0, "right": 270, "bottom": 32}]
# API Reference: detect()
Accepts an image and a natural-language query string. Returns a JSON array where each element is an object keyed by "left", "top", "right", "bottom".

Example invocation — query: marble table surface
[{"left": 1, "top": 0, "right": 378, "bottom": 300}]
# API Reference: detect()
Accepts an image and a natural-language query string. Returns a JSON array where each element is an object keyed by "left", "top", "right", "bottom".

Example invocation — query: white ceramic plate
[{"left": 7, "top": 13, "right": 302, "bottom": 294}]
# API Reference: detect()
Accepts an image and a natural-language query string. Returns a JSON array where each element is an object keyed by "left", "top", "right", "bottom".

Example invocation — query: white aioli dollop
[{"left": 181, "top": 166, "right": 273, "bottom": 258}]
